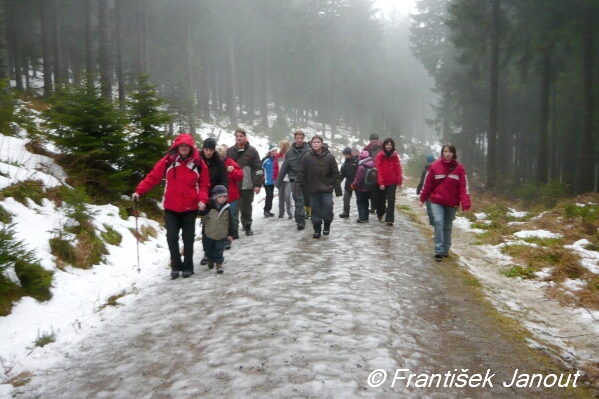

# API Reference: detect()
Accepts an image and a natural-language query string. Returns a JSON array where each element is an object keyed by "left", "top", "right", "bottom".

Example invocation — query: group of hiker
[{"left": 132, "top": 129, "right": 471, "bottom": 279}]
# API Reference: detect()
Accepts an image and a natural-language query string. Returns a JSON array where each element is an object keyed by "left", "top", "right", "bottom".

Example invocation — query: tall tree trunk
[
  {"left": 259, "top": 47, "right": 268, "bottom": 130},
  {"left": 138, "top": 0, "right": 147, "bottom": 74},
  {"left": 487, "top": 0, "right": 500, "bottom": 189},
  {"left": 5, "top": 0, "right": 23, "bottom": 90},
  {"left": 580, "top": 10, "right": 594, "bottom": 193},
  {"left": 537, "top": 46, "right": 552, "bottom": 184},
  {"left": 226, "top": 37, "right": 237, "bottom": 127},
  {"left": 98, "top": 0, "right": 111, "bottom": 100},
  {"left": 115, "top": 0, "right": 125, "bottom": 110},
  {"left": 200, "top": 61, "right": 211, "bottom": 121},
  {"left": 84, "top": 0, "right": 94, "bottom": 78},
  {"left": 186, "top": 15, "right": 195, "bottom": 135},
  {"left": 40, "top": 0, "right": 52, "bottom": 97},
  {"left": 0, "top": 0, "right": 8, "bottom": 80},
  {"left": 51, "top": 0, "right": 60, "bottom": 85}
]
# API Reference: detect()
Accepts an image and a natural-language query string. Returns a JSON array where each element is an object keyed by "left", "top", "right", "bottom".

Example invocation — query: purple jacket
[{"left": 352, "top": 157, "right": 375, "bottom": 192}]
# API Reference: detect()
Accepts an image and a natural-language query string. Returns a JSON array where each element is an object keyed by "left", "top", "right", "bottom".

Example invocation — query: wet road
[{"left": 17, "top": 205, "right": 593, "bottom": 398}]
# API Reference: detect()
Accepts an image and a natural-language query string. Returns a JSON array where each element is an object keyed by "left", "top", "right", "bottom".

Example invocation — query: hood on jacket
[
  {"left": 426, "top": 154, "right": 435, "bottom": 163},
  {"left": 359, "top": 151, "right": 369, "bottom": 160},
  {"left": 169, "top": 133, "right": 197, "bottom": 157}
]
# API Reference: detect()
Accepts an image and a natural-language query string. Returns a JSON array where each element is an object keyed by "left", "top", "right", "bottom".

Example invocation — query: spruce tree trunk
[
  {"left": 0, "top": 0, "right": 8, "bottom": 80},
  {"left": 115, "top": 0, "right": 125, "bottom": 110},
  {"left": 580, "top": 10, "right": 594, "bottom": 193},
  {"left": 40, "top": 0, "right": 52, "bottom": 97},
  {"left": 537, "top": 47, "right": 551, "bottom": 185},
  {"left": 51, "top": 0, "right": 60, "bottom": 85},
  {"left": 84, "top": 0, "right": 94, "bottom": 77},
  {"left": 98, "top": 0, "right": 111, "bottom": 100},
  {"left": 259, "top": 48, "right": 268, "bottom": 131},
  {"left": 487, "top": 0, "right": 500, "bottom": 189},
  {"left": 226, "top": 37, "right": 237, "bottom": 127}
]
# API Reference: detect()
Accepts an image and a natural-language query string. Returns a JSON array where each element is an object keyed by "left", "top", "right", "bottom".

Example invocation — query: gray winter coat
[{"left": 274, "top": 143, "right": 310, "bottom": 187}]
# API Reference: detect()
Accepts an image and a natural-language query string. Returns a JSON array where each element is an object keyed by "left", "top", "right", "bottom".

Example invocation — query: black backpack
[{"left": 364, "top": 165, "right": 378, "bottom": 188}]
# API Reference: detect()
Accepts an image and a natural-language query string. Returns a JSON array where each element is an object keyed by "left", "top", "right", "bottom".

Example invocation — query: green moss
[
  {"left": 500, "top": 265, "right": 537, "bottom": 279},
  {"left": 1, "top": 179, "right": 45, "bottom": 205},
  {"left": 100, "top": 224, "right": 122, "bottom": 246}
]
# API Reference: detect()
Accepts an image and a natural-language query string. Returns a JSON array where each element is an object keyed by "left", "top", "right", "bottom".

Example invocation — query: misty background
[{"left": 1, "top": 0, "right": 599, "bottom": 195}]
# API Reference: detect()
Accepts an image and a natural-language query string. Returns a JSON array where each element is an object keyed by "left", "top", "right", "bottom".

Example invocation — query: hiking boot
[
  {"left": 323, "top": 221, "right": 331, "bottom": 235},
  {"left": 245, "top": 225, "right": 254, "bottom": 236},
  {"left": 387, "top": 222, "right": 394, "bottom": 226},
  {"left": 232, "top": 231, "right": 239, "bottom": 240},
  {"left": 434, "top": 254, "right": 443, "bottom": 259},
  {"left": 377, "top": 215, "right": 383, "bottom": 221},
  {"left": 264, "top": 212, "right": 271, "bottom": 218},
  {"left": 279, "top": 213, "right": 284, "bottom": 218},
  {"left": 224, "top": 241, "right": 231, "bottom": 250},
  {"left": 357, "top": 219, "right": 367, "bottom": 223},
  {"left": 297, "top": 223, "right": 305, "bottom": 230},
  {"left": 171, "top": 271, "right": 180, "bottom": 279},
  {"left": 182, "top": 271, "right": 193, "bottom": 278},
  {"left": 267, "top": 212, "right": 274, "bottom": 217},
  {"left": 208, "top": 260, "right": 215, "bottom": 269},
  {"left": 442, "top": 253, "right": 449, "bottom": 258},
  {"left": 200, "top": 256, "right": 208, "bottom": 265},
  {"left": 288, "top": 215, "right": 293, "bottom": 219},
  {"left": 313, "top": 222, "right": 322, "bottom": 238},
  {"left": 339, "top": 213, "right": 349, "bottom": 218},
  {"left": 216, "top": 264, "right": 224, "bottom": 274},
  {"left": 369, "top": 209, "right": 375, "bottom": 214}
]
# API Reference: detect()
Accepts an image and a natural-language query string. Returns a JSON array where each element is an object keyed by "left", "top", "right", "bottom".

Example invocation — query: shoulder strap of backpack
[{"left": 432, "top": 163, "right": 458, "bottom": 192}]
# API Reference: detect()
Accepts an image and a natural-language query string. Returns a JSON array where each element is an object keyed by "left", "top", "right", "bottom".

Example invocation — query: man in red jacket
[
  {"left": 133, "top": 133, "right": 210, "bottom": 279},
  {"left": 419, "top": 143, "right": 471, "bottom": 259}
]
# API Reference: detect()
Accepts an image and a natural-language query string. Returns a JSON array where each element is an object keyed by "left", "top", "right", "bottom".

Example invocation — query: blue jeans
[
  {"left": 229, "top": 200, "right": 239, "bottom": 233},
  {"left": 426, "top": 200, "right": 434, "bottom": 226},
  {"left": 430, "top": 203, "right": 458, "bottom": 254}
]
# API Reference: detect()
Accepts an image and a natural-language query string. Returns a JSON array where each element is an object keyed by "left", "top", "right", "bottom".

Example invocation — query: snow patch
[{"left": 513, "top": 230, "right": 562, "bottom": 239}]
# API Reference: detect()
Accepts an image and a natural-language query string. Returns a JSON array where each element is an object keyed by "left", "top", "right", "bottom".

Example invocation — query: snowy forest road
[{"left": 18, "top": 201, "right": 595, "bottom": 399}]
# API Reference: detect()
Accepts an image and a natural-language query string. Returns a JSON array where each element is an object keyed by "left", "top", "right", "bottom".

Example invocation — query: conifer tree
[
  {"left": 126, "top": 74, "right": 171, "bottom": 187},
  {"left": 44, "top": 78, "right": 129, "bottom": 199}
]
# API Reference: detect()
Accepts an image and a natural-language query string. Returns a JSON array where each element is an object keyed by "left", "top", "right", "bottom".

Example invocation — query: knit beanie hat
[
  {"left": 212, "top": 185, "right": 227, "bottom": 199},
  {"left": 359, "top": 151, "right": 370, "bottom": 160},
  {"left": 369, "top": 133, "right": 379, "bottom": 140},
  {"left": 203, "top": 138, "right": 216, "bottom": 150},
  {"left": 268, "top": 144, "right": 277, "bottom": 153},
  {"left": 426, "top": 154, "right": 435, "bottom": 163},
  {"left": 342, "top": 147, "right": 352, "bottom": 155}
]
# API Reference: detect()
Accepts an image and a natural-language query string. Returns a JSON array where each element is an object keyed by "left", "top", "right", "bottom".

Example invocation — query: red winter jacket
[
  {"left": 419, "top": 158, "right": 471, "bottom": 211},
  {"left": 272, "top": 152, "right": 285, "bottom": 181},
  {"left": 135, "top": 134, "right": 210, "bottom": 212},
  {"left": 375, "top": 150, "right": 403, "bottom": 187},
  {"left": 223, "top": 157, "right": 244, "bottom": 202}
]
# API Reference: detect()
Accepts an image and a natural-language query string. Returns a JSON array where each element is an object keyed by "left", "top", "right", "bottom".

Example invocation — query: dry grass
[
  {"left": 4, "top": 371, "right": 32, "bottom": 387},
  {"left": 129, "top": 225, "right": 157, "bottom": 243},
  {"left": 473, "top": 189, "right": 599, "bottom": 310}
]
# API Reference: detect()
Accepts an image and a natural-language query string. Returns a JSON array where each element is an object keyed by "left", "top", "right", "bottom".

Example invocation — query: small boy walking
[{"left": 198, "top": 185, "right": 234, "bottom": 274}]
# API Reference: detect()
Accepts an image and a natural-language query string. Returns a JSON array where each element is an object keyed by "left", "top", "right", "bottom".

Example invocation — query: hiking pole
[{"left": 133, "top": 197, "right": 141, "bottom": 274}]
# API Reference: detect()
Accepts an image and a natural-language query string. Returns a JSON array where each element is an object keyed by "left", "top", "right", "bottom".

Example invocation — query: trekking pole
[{"left": 133, "top": 197, "right": 141, "bottom": 274}]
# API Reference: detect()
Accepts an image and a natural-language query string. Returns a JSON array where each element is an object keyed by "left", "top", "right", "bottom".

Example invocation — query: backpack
[{"left": 364, "top": 165, "right": 378, "bottom": 188}]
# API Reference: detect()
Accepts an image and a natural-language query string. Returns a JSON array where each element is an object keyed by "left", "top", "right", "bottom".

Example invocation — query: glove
[{"left": 132, "top": 193, "right": 140, "bottom": 201}]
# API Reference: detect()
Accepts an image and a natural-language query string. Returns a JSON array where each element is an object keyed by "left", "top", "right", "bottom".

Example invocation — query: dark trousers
[
  {"left": 371, "top": 188, "right": 384, "bottom": 213},
  {"left": 264, "top": 185, "right": 274, "bottom": 213},
  {"left": 202, "top": 236, "right": 227, "bottom": 264},
  {"left": 164, "top": 210, "right": 197, "bottom": 272},
  {"left": 377, "top": 184, "right": 397, "bottom": 222},
  {"left": 356, "top": 191, "right": 371, "bottom": 221},
  {"left": 291, "top": 181, "right": 305, "bottom": 225},
  {"left": 238, "top": 189, "right": 254, "bottom": 228},
  {"left": 309, "top": 192, "right": 334, "bottom": 225},
  {"left": 342, "top": 188, "right": 353, "bottom": 214}
]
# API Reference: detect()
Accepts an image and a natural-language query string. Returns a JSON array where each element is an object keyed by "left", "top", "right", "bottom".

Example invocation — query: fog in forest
[{"left": 3, "top": 0, "right": 599, "bottom": 194}]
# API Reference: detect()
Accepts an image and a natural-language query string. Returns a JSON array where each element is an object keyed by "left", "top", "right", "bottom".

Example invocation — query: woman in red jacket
[
  {"left": 419, "top": 143, "right": 471, "bottom": 259},
  {"left": 132, "top": 133, "right": 210, "bottom": 279},
  {"left": 374, "top": 138, "right": 403, "bottom": 226}
]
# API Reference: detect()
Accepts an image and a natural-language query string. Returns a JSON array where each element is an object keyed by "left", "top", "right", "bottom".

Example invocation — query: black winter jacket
[
  {"left": 296, "top": 146, "right": 342, "bottom": 196},
  {"left": 340, "top": 155, "right": 359, "bottom": 190}
]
